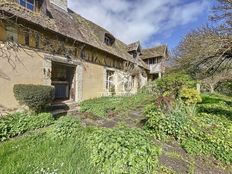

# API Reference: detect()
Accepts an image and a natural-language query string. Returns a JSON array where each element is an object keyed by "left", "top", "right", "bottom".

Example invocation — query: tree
[
  {"left": 174, "top": 26, "right": 232, "bottom": 78},
  {"left": 201, "top": 70, "right": 232, "bottom": 93},
  {"left": 210, "top": 0, "right": 232, "bottom": 33},
  {"left": 172, "top": 0, "right": 232, "bottom": 79}
]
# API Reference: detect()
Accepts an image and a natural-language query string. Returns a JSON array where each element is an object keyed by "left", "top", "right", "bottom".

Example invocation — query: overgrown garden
[{"left": 0, "top": 0, "right": 231, "bottom": 173}]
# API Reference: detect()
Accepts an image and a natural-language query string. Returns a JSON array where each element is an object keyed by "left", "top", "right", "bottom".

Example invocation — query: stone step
[
  {"left": 51, "top": 101, "right": 78, "bottom": 109},
  {"left": 50, "top": 100, "right": 79, "bottom": 116},
  {"left": 51, "top": 109, "right": 68, "bottom": 116},
  {"left": 51, "top": 108, "right": 80, "bottom": 116}
]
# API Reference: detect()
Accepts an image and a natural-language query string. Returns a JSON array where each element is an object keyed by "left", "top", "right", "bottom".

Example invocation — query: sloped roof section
[
  {"left": 141, "top": 45, "right": 168, "bottom": 60},
  {"left": 127, "top": 41, "right": 141, "bottom": 52},
  {"left": 0, "top": 0, "right": 148, "bottom": 69}
]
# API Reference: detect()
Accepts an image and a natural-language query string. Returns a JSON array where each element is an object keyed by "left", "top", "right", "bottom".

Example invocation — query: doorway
[{"left": 51, "top": 62, "right": 76, "bottom": 101}]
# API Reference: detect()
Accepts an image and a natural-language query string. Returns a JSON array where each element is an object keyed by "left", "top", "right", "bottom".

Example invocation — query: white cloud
[{"left": 68, "top": 0, "right": 209, "bottom": 46}]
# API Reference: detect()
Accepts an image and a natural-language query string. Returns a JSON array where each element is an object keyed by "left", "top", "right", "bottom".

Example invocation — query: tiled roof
[{"left": 0, "top": 0, "right": 148, "bottom": 69}]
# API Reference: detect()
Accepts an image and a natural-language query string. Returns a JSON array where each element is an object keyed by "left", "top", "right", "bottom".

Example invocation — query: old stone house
[{"left": 0, "top": 0, "right": 167, "bottom": 109}]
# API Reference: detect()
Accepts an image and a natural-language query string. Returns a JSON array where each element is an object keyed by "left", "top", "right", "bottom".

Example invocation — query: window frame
[{"left": 18, "top": 0, "right": 35, "bottom": 11}]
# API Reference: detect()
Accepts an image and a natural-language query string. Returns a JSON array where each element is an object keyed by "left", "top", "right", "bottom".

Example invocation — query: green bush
[
  {"left": 145, "top": 103, "right": 190, "bottom": 140},
  {"left": 0, "top": 112, "right": 54, "bottom": 141},
  {"left": 155, "top": 72, "right": 195, "bottom": 97},
  {"left": 14, "top": 84, "right": 54, "bottom": 112},
  {"left": 86, "top": 127, "right": 161, "bottom": 174},
  {"left": 180, "top": 87, "right": 202, "bottom": 105}
]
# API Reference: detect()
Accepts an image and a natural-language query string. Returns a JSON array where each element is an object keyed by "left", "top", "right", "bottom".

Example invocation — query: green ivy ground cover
[
  {"left": 0, "top": 116, "right": 161, "bottom": 174},
  {"left": 144, "top": 93, "right": 232, "bottom": 164},
  {"left": 0, "top": 112, "right": 54, "bottom": 142}
]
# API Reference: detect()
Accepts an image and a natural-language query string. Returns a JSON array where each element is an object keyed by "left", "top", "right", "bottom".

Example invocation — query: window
[
  {"left": 104, "top": 33, "right": 115, "bottom": 46},
  {"left": 149, "top": 58, "right": 155, "bottom": 65},
  {"left": 147, "top": 58, "right": 161, "bottom": 65},
  {"left": 106, "top": 70, "right": 115, "bottom": 92},
  {"left": 132, "top": 51, "right": 137, "bottom": 58},
  {"left": 24, "top": 30, "right": 29, "bottom": 46},
  {"left": 18, "top": 0, "right": 35, "bottom": 11},
  {"left": 35, "top": 32, "right": 40, "bottom": 48},
  {"left": 6, "top": 26, "right": 18, "bottom": 42},
  {"left": 104, "top": 36, "right": 111, "bottom": 46}
]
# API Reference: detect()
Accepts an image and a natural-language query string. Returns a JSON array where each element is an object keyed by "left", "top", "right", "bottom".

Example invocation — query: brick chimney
[{"left": 50, "top": 0, "right": 68, "bottom": 11}]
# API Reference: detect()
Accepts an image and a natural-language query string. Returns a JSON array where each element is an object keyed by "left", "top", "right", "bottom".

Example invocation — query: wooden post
[{"left": 197, "top": 83, "right": 201, "bottom": 93}]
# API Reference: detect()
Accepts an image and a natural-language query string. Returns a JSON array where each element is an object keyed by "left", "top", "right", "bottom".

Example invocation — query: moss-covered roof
[
  {"left": 0, "top": 0, "right": 149, "bottom": 69},
  {"left": 141, "top": 45, "right": 168, "bottom": 60}
]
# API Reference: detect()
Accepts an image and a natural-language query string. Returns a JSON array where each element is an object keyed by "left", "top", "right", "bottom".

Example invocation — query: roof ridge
[{"left": 143, "top": 44, "right": 166, "bottom": 51}]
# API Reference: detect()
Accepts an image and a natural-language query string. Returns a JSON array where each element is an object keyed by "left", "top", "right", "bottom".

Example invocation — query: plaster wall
[{"left": 0, "top": 47, "right": 44, "bottom": 108}]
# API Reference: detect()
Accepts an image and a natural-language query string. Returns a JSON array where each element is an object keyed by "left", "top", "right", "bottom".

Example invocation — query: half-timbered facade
[{"left": 0, "top": 0, "right": 167, "bottom": 109}]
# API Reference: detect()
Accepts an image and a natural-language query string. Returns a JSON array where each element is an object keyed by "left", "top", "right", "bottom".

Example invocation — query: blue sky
[{"left": 69, "top": 0, "right": 212, "bottom": 49}]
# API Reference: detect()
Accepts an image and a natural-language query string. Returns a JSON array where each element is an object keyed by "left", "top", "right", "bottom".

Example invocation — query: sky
[{"left": 68, "top": 0, "right": 212, "bottom": 50}]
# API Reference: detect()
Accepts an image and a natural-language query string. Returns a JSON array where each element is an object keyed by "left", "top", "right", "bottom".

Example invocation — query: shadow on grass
[
  {"left": 198, "top": 106, "right": 232, "bottom": 121},
  {"left": 201, "top": 96, "right": 232, "bottom": 105}
]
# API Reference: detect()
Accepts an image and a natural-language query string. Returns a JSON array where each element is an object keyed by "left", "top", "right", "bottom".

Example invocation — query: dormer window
[
  {"left": 18, "top": 0, "right": 35, "bottom": 11},
  {"left": 127, "top": 41, "right": 141, "bottom": 59},
  {"left": 104, "top": 33, "right": 115, "bottom": 46},
  {"left": 132, "top": 51, "right": 137, "bottom": 58}
]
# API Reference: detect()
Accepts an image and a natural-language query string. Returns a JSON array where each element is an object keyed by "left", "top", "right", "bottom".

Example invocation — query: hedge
[{"left": 14, "top": 84, "right": 54, "bottom": 112}]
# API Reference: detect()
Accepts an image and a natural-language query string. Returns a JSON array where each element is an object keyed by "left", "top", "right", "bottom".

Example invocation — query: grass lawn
[
  {"left": 79, "top": 92, "right": 153, "bottom": 117},
  {"left": 0, "top": 132, "right": 97, "bottom": 174}
]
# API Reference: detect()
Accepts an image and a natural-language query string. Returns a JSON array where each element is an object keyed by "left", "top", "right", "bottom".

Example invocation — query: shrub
[
  {"left": 155, "top": 96, "right": 174, "bottom": 112},
  {"left": 155, "top": 72, "right": 195, "bottom": 98},
  {"left": 14, "top": 84, "right": 54, "bottom": 112},
  {"left": 180, "top": 87, "right": 202, "bottom": 105},
  {"left": 144, "top": 104, "right": 164, "bottom": 128},
  {"left": 0, "top": 112, "right": 54, "bottom": 141},
  {"left": 86, "top": 127, "right": 161, "bottom": 174},
  {"left": 145, "top": 103, "right": 190, "bottom": 140}
]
